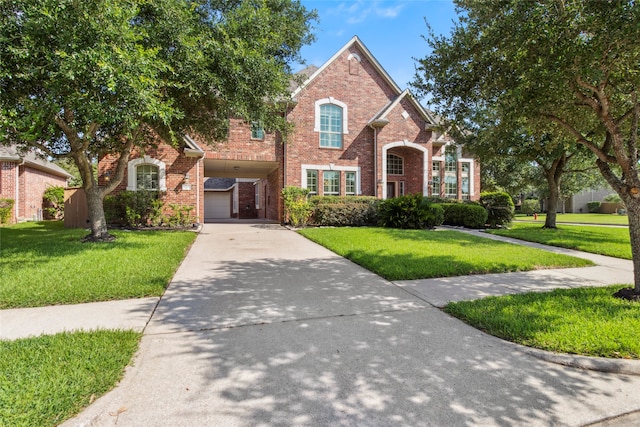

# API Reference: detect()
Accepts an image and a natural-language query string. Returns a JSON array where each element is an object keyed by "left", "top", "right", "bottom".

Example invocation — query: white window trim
[
  {"left": 381, "top": 141, "right": 429, "bottom": 199},
  {"left": 302, "top": 164, "right": 361, "bottom": 196},
  {"left": 314, "top": 97, "right": 349, "bottom": 135},
  {"left": 127, "top": 156, "right": 166, "bottom": 191}
]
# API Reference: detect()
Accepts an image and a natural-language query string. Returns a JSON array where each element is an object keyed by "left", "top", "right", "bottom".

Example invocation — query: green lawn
[
  {"left": 489, "top": 223, "right": 631, "bottom": 259},
  {"left": 445, "top": 285, "right": 640, "bottom": 359},
  {"left": 0, "top": 330, "right": 140, "bottom": 427},
  {"left": 298, "top": 227, "right": 593, "bottom": 280},
  {"left": 516, "top": 212, "right": 628, "bottom": 225},
  {"left": 0, "top": 221, "right": 197, "bottom": 308}
]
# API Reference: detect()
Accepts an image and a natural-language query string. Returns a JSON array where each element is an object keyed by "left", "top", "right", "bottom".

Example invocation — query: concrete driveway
[{"left": 64, "top": 223, "right": 640, "bottom": 427}]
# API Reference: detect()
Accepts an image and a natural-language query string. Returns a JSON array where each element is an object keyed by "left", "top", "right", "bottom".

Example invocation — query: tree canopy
[
  {"left": 413, "top": 0, "right": 640, "bottom": 295},
  {"left": 0, "top": 0, "right": 316, "bottom": 239}
]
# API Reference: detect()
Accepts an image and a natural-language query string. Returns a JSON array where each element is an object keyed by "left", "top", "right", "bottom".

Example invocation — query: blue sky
[{"left": 296, "top": 0, "right": 459, "bottom": 90}]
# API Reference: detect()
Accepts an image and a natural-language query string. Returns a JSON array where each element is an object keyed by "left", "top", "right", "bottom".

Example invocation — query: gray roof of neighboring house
[
  {"left": 204, "top": 177, "right": 236, "bottom": 190},
  {"left": 0, "top": 145, "right": 73, "bottom": 178}
]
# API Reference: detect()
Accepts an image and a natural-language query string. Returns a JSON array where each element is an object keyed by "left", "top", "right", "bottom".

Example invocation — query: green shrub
[
  {"left": 310, "top": 196, "right": 379, "bottom": 226},
  {"left": 282, "top": 186, "right": 312, "bottom": 227},
  {"left": 166, "top": 204, "right": 195, "bottom": 227},
  {"left": 521, "top": 199, "right": 539, "bottom": 216},
  {"left": 426, "top": 203, "right": 445, "bottom": 228},
  {"left": 43, "top": 186, "right": 65, "bottom": 219},
  {"left": 480, "top": 191, "right": 515, "bottom": 228},
  {"left": 603, "top": 193, "right": 624, "bottom": 205},
  {"left": 0, "top": 198, "right": 14, "bottom": 224},
  {"left": 378, "top": 193, "right": 442, "bottom": 229},
  {"left": 587, "top": 201, "right": 601, "bottom": 213},
  {"left": 441, "top": 203, "right": 488, "bottom": 228},
  {"left": 104, "top": 190, "right": 161, "bottom": 227}
]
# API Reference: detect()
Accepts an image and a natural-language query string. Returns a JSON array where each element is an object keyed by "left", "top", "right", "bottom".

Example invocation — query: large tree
[
  {"left": 0, "top": 0, "right": 315, "bottom": 240},
  {"left": 413, "top": 0, "right": 640, "bottom": 297}
]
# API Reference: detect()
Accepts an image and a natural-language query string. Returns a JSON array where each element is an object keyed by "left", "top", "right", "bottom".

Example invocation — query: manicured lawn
[
  {"left": 0, "top": 221, "right": 197, "bottom": 308},
  {"left": 515, "top": 213, "right": 628, "bottom": 225},
  {"left": 445, "top": 285, "right": 640, "bottom": 359},
  {"left": 0, "top": 330, "right": 140, "bottom": 427},
  {"left": 298, "top": 227, "right": 593, "bottom": 280},
  {"left": 489, "top": 223, "right": 631, "bottom": 259}
]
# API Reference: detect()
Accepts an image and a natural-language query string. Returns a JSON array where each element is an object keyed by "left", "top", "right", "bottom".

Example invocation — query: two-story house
[{"left": 99, "top": 36, "right": 480, "bottom": 223}]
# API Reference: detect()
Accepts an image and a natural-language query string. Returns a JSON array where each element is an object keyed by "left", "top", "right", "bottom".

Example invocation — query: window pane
[
  {"left": 136, "top": 164, "right": 159, "bottom": 190},
  {"left": 346, "top": 172, "right": 356, "bottom": 195},
  {"left": 251, "top": 122, "right": 264, "bottom": 139},
  {"left": 320, "top": 104, "right": 343, "bottom": 148},
  {"left": 432, "top": 161, "right": 441, "bottom": 196},
  {"left": 306, "top": 170, "right": 318, "bottom": 195},
  {"left": 323, "top": 171, "right": 339, "bottom": 195},
  {"left": 387, "top": 154, "right": 403, "bottom": 175}
]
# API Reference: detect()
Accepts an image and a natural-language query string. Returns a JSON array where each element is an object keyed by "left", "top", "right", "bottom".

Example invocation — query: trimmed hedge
[
  {"left": 310, "top": 196, "right": 378, "bottom": 226},
  {"left": 441, "top": 203, "right": 488, "bottom": 229},
  {"left": 587, "top": 201, "right": 601, "bottom": 213},
  {"left": 480, "top": 191, "right": 515, "bottom": 228},
  {"left": 378, "top": 194, "right": 443, "bottom": 229}
]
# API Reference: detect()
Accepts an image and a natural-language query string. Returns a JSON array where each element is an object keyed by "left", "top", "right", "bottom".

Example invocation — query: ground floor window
[
  {"left": 432, "top": 161, "right": 441, "bottom": 197},
  {"left": 136, "top": 164, "right": 159, "bottom": 190},
  {"left": 345, "top": 171, "right": 356, "bottom": 195},
  {"left": 127, "top": 157, "right": 167, "bottom": 191},
  {"left": 461, "top": 162, "right": 470, "bottom": 200},
  {"left": 323, "top": 171, "right": 340, "bottom": 196},
  {"left": 306, "top": 170, "right": 318, "bottom": 195}
]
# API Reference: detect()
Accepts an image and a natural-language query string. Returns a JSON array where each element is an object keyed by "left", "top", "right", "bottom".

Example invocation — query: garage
[{"left": 204, "top": 191, "right": 231, "bottom": 220}]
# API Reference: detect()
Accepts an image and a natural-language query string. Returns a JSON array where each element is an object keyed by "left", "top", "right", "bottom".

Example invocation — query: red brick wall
[
  {"left": 0, "top": 162, "right": 18, "bottom": 222},
  {"left": 237, "top": 182, "right": 258, "bottom": 219},
  {"left": 19, "top": 166, "right": 68, "bottom": 222}
]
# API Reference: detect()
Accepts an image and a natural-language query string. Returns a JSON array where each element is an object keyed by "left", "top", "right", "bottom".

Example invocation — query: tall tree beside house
[
  {"left": 0, "top": 0, "right": 316, "bottom": 241},
  {"left": 412, "top": 0, "right": 640, "bottom": 297}
]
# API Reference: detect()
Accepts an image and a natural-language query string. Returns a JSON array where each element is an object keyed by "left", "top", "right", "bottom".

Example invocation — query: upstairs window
[
  {"left": 251, "top": 121, "right": 264, "bottom": 140},
  {"left": 387, "top": 154, "right": 404, "bottom": 175},
  {"left": 319, "top": 104, "right": 343, "bottom": 148}
]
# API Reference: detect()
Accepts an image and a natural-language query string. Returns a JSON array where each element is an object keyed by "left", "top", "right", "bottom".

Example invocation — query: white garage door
[{"left": 205, "top": 192, "right": 231, "bottom": 220}]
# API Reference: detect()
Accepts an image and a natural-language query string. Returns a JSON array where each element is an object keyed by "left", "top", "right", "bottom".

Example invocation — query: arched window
[
  {"left": 127, "top": 157, "right": 167, "bottom": 191},
  {"left": 315, "top": 98, "right": 348, "bottom": 149},
  {"left": 387, "top": 154, "right": 404, "bottom": 175}
]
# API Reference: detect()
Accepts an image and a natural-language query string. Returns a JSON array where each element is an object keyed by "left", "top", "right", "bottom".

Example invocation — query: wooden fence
[{"left": 64, "top": 188, "right": 88, "bottom": 228}]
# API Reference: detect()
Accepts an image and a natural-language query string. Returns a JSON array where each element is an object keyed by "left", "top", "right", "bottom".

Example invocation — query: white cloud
[{"left": 328, "top": 1, "right": 406, "bottom": 25}]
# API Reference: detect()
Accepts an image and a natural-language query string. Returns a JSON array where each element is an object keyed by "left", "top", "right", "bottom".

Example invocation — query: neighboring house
[
  {"left": 0, "top": 145, "right": 72, "bottom": 223},
  {"left": 99, "top": 36, "right": 481, "bottom": 223}
]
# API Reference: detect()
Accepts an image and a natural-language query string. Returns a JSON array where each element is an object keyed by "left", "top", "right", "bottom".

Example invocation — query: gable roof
[
  {"left": 0, "top": 145, "right": 73, "bottom": 178},
  {"left": 291, "top": 36, "right": 436, "bottom": 128}
]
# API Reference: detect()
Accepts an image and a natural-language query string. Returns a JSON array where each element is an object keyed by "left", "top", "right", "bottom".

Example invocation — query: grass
[
  {"left": 298, "top": 227, "right": 593, "bottom": 280},
  {"left": 515, "top": 213, "right": 628, "bottom": 225},
  {"left": 489, "top": 223, "right": 631, "bottom": 259},
  {"left": 0, "top": 221, "right": 197, "bottom": 308},
  {"left": 0, "top": 330, "right": 141, "bottom": 427},
  {"left": 444, "top": 285, "right": 640, "bottom": 359}
]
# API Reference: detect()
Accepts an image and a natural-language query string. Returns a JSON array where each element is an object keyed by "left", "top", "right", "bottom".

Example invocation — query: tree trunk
[
  {"left": 544, "top": 177, "right": 559, "bottom": 229},
  {"left": 625, "top": 197, "right": 640, "bottom": 294},
  {"left": 83, "top": 184, "right": 113, "bottom": 242}
]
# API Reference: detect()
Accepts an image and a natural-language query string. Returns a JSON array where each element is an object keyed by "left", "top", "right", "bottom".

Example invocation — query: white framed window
[
  {"left": 387, "top": 154, "right": 404, "bottom": 175},
  {"left": 127, "top": 157, "right": 166, "bottom": 191},
  {"left": 323, "top": 171, "right": 340, "bottom": 195},
  {"left": 461, "top": 162, "right": 470, "bottom": 200},
  {"left": 444, "top": 149, "right": 457, "bottom": 199},
  {"left": 346, "top": 171, "right": 356, "bottom": 195},
  {"left": 306, "top": 169, "right": 318, "bottom": 195},
  {"left": 314, "top": 98, "right": 348, "bottom": 149},
  {"left": 432, "top": 161, "right": 441, "bottom": 197},
  {"left": 399, "top": 181, "right": 405, "bottom": 196}
]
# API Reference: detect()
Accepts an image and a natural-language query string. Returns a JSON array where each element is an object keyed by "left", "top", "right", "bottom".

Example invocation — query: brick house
[
  {"left": 99, "top": 36, "right": 480, "bottom": 223},
  {"left": 0, "top": 145, "right": 72, "bottom": 223}
]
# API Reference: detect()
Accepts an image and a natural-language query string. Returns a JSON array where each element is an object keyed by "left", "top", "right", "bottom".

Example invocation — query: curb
[{"left": 506, "top": 340, "right": 640, "bottom": 376}]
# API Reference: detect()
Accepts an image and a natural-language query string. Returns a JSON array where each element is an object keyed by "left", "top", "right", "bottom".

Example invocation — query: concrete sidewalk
[{"left": 3, "top": 223, "right": 640, "bottom": 426}]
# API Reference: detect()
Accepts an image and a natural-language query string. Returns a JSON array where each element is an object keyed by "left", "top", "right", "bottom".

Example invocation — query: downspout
[
  {"left": 368, "top": 119, "right": 389, "bottom": 198},
  {"left": 196, "top": 159, "right": 200, "bottom": 224}
]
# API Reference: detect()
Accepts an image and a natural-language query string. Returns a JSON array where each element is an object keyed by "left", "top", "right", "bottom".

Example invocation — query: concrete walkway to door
[{"left": 47, "top": 222, "right": 640, "bottom": 426}]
